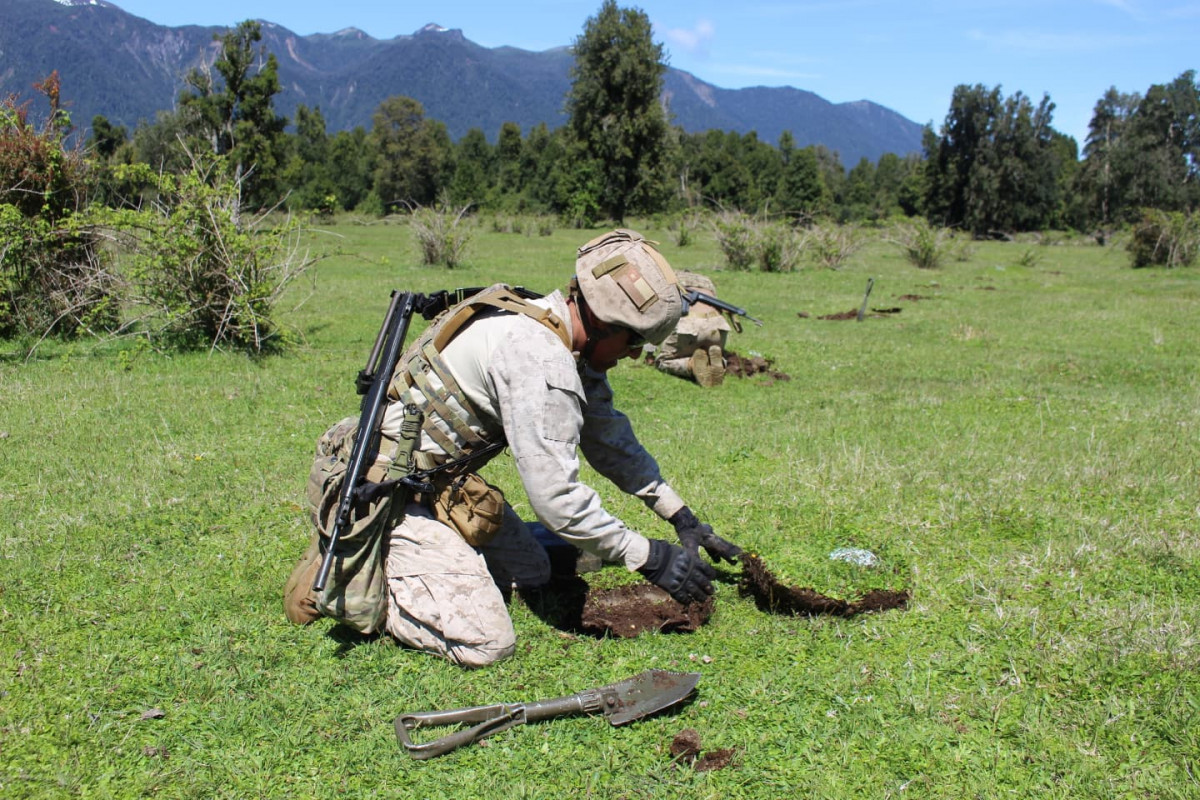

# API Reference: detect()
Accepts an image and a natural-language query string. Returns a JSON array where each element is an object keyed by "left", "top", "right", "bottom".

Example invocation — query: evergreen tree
[
  {"left": 566, "top": 0, "right": 671, "bottom": 222},
  {"left": 179, "top": 20, "right": 288, "bottom": 209},
  {"left": 924, "top": 84, "right": 1063, "bottom": 234},
  {"left": 328, "top": 127, "right": 375, "bottom": 213},
  {"left": 370, "top": 96, "right": 450, "bottom": 210},
  {"left": 281, "top": 104, "right": 336, "bottom": 211},
  {"left": 448, "top": 127, "right": 493, "bottom": 207},
  {"left": 775, "top": 144, "right": 829, "bottom": 221}
]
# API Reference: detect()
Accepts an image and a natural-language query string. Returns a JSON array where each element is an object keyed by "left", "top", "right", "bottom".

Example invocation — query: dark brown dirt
[
  {"left": 670, "top": 728, "right": 737, "bottom": 771},
  {"left": 898, "top": 294, "right": 933, "bottom": 301},
  {"left": 725, "top": 350, "right": 791, "bottom": 381},
  {"left": 580, "top": 584, "right": 713, "bottom": 638},
  {"left": 738, "top": 554, "right": 909, "bottom": 617},
  {"left": 817, "top": 308, "right": 900, "bottom": 320},
  {"left": 817, "top": 309, "right": 860, "bottom": 320}
]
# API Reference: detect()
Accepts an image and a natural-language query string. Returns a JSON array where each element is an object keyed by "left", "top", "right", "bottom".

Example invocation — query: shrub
[
  {"left": 105, "top": 153, "right": 313, "bottom": 353},
  {"left": 886, "top": 218, "right": 955, "bottom": 269},
  {"left": 757, "top": 222, "right": 804, "bottom": 272},
  {"left": 0, "top": 75, "right": 120, "bottom": 341},
  {"left": 808, "top": 222, "right": 864, "bottom": 270},
  {"left": 409, "top": 200, "right": 473, "bottom": 268},
  {"left": 712, "top": 211, "right": 758, "bottom": 271},
  {"left": 1127, "top": 209, "right": 1199, "bottom": 268}
]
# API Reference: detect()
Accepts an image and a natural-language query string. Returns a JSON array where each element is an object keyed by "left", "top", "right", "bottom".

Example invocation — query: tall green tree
[
  {"left": 281, "top": 104, "right": 337, "bottom": 211},
  {"left": 924, "top": 84, "right": 1062, "bottom": 234},
  {"left": 370, "top": 96, "right": 451, "bottom": 210},
  {"left": 328, "top": 127, "right": 375, "bottom": 212},
  {"left": 1076, "top": 87, "right": 1139, "bottom": 228},
  {"left": 566, "top": 0, "right": 671, "bottom": 222},
  {"left": 179, "top": 20, "right": 288, "bottom": 210},
  {"left": 448, "top": 127, "right": 493, "bottom": 207}
]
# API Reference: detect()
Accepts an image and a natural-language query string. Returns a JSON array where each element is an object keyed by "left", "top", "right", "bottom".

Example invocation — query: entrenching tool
[{"left": 394, "top": 670, "right": 701, "bottom": 759}]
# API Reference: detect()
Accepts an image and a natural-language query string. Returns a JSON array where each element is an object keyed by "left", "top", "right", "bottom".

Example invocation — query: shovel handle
[
  {"left": 394, "top": 690, "right": 608, "bottom": 759},
  {"left": 396, "top": 704, "right": 527, "bottom": 759}
]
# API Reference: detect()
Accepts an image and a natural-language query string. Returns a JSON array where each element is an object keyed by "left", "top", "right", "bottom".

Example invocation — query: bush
[
  {"left": 712, "top": 211, "right": 758, "bottom": 271},
  {"left": 757, "top": 222, "right": 804, "bottom": 272},
  {"left": 104, "top": 153, "right": 313, "bottom": 353},
  {"left": 0, "top": 75, "right": 120, "bottom": 341},
  {"left": 808, "top": 222, "right": 864, "bottom": 270},
  {"left": 886, "top": 218, "right": 955, "bottom": 269},
  {"left": 1127, "top": 209, "right": 1199, "bottom": 268},
  {"left": 409, "top": 201, "right": 474, "bottom": 268}
]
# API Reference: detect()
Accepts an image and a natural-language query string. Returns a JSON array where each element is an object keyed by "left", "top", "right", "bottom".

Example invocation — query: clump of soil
[
  {"left": 725, "top": 350, "right": 791, "bottom": 381},
  {"left": 817, "top": 309, "right": 860, "bottom": 320},
  {"left": 670, "top": 728, "right": 737, "bottom": 772},
  {"left": 817, "top": 308, "right": 901, "bottom": 320},
  {"left": 581, "top": 584, "right": 713, "bottom": 638},
  {"left": 738, "top": 554, "right": 909, "bottom": 617}
]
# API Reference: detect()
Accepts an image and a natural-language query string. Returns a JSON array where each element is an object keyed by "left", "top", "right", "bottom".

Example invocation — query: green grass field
[{"left": 2, "top": 220, "right": 1198, "bottom": 798}]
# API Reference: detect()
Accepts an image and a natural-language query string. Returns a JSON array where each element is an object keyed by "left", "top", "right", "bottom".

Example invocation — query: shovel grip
[{"left": 396, "top": 705, "right": 527, "bottom": 759}]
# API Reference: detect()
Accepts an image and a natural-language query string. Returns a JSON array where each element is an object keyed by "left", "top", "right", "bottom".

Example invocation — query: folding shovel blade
[{"left": 603, "top": 669, "right": 700, "bottom": 725}]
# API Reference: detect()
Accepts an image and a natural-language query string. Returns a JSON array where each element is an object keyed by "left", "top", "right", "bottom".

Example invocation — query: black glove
[
  {"left": 669, "top": 506, "right": 743, "bottom": 565},
  {"left": 637, "top": 539, "right": 716, "bottom": 605}
]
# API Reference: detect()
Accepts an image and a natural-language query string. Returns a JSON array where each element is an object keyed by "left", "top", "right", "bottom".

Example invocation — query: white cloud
[
  {"left": 660, "top": 19, "right": 716, "bottom": 57},
  {"left": 967, "top": 28, "right": 1150, "bottom": 53}
]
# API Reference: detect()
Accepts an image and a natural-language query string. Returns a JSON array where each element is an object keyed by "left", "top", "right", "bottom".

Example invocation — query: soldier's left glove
[{"left": 669, "top": 506, "right": 743, "bottom": 565}]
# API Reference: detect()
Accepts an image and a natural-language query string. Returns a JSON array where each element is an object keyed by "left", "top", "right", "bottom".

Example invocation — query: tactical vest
[{"left": 387, "top": 284, "right": 571, "bottom": 467}]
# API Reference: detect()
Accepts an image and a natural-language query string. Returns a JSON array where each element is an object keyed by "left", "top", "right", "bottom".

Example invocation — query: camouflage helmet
[{"left": 574, "top": 229, "right": 682, "bottom": 346}]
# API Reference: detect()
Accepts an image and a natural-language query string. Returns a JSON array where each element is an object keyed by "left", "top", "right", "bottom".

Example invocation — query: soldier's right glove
[{"left": 637, "top": 539, "right": 716, "bottom": 605}]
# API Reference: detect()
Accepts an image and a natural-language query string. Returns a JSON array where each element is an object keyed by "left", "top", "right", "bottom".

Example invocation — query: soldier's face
[{"left": 587, "top": 326, "right": 643, "bottom": 371}]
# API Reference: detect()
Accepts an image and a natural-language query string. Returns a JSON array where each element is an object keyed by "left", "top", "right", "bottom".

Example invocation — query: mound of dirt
[
  {"left": 817, "top": 308, "right": 900, "bottom": 320},
  {"left": 738, "top": 554, "right": 909, "bottom": 617},
  {"left": 670, "top": 728, "right": 737, "bottom": 772},
  {"left": 581, "top": 584, "right": 713, "bottom": 638},
  {"left": 725, "top": 351, "right": 791, "bottom": 381}
]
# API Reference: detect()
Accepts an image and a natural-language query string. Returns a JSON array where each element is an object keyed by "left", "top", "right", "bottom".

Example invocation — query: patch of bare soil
[
  {"left": 670, "top": 728, "right": 737, "bottom": 771},
  {"left": 817, "top": 308, "right": 901, "bottom": 320},
  {"left": 581, "top": 584, "right": 713, "bottom": 638},
  {"left": 898, "top": 294, "right": 933, "bottom": 301},
  {"left": 725, "top": 350, "right": 791, "bottom": 381},
  {"left": 738, "top": 554, "right": 909, "bottom": 617},
  {"left": 817, "top": 309, "right": 860, "bottom": 320}
]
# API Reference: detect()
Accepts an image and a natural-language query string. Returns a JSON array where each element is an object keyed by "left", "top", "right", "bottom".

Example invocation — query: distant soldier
[{"left": 652, "top": 271, "right": 733, "bottom": 387}]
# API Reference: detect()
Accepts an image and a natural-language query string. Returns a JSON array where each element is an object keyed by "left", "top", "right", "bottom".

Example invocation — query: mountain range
[{"left": 2, "top": 0, "right": 927, "bottom": 164}]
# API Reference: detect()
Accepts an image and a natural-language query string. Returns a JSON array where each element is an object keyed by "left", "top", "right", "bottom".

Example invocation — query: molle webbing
[{"left": 388, "top": 285, "right": 570, "bottom": 461}]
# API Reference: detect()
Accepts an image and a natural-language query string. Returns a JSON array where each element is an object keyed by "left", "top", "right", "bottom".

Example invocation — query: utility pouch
[{"left": 430, "top": 472, "right": 506, "bottom": 547}]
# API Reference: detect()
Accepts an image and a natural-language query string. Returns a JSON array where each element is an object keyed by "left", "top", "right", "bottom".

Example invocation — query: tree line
[
  {"left": 80, "top": 11, "right": 1196, "bottom": 236},
  {"left": 3, "top": 2, "right": 1197, "bottom": 353}
]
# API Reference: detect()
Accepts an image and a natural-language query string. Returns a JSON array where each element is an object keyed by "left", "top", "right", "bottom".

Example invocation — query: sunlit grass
[{"left": 1, "top": 219, "right": 1198, "bottom": 798}]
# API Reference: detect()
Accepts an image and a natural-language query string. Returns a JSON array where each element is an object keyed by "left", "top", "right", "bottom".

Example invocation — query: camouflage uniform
[
  {"left": 653, "top": 271, "right": 732, "bottom": 386},
  {"left": 377, "top": 291, "right": 685, "bottom": 667}
]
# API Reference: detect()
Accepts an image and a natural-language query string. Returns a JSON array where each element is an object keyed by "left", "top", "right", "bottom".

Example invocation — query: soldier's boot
[
  {"left": 283, "top": 532, "right": 323, "bottom": 625},
  {"left": 706, "top": 345, "right": 726, "bottom": 386},
  {"left": 691, "top": 346, "right": 726, "bottom": 387}
]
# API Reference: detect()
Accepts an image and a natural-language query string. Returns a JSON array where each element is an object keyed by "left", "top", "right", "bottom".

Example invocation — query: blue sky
[{"left": 106, "top": 0, "right": 1199, "bottom": 149}]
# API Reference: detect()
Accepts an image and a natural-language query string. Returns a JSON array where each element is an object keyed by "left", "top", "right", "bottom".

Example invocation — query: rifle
[
  {"left": 313, "top": 285, "right": 538, "bottom": 591},
  {"left": 313, "top": 289, "right": 418, "bottom": 593},
  {"left": 680, "top": 289, "right": 763, "bottom": 329}
]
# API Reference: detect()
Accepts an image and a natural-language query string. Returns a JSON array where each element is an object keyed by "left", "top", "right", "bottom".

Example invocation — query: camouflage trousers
[{"left": 384, "top": 500, "right": 550, "bottom": 668}]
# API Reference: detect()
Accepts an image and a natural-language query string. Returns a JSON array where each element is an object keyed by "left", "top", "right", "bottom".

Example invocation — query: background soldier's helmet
[{"left": 574, "top": 229, "right": 683, "bottom": 346}]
